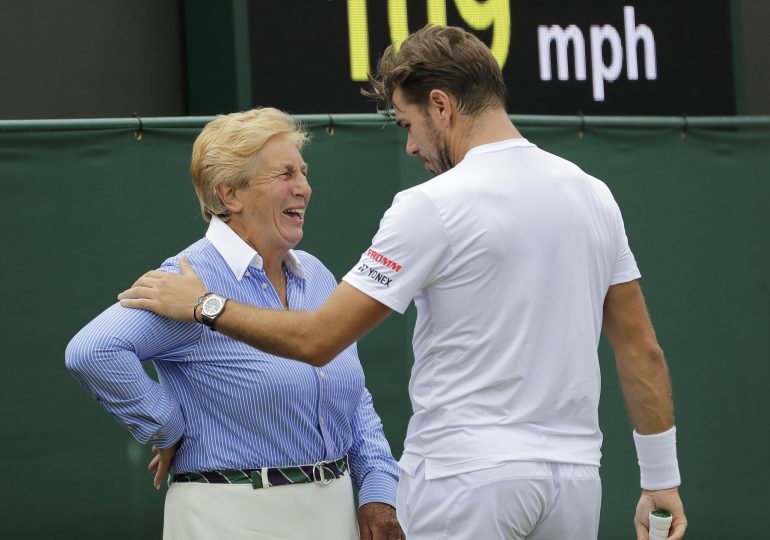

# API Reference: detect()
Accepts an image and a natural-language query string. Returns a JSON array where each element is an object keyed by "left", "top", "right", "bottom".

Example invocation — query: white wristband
[{"left": 633, "top": 426, "right": 681, "bottom": 490}]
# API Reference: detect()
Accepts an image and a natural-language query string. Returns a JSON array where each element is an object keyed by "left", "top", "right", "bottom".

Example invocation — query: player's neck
[{"left": 451, "top": 109, "right": 521, "bottom": 164}]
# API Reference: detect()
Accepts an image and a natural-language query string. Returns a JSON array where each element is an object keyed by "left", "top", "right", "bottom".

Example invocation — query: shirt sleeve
[
  {"left": 342, "top": 188, "right": 452, "bottom": 314},
  {"left": 609, "top": 197, "right": 642, "bottom": 285},
  {"left": 64, "top": 260, "right": 203, "bottom": 448},
  {"left": 348, "top": 386, "right": 400, "bottom": 507}
]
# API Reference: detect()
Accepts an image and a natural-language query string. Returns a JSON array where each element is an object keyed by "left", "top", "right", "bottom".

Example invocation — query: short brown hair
[
  {"left": 190, "top": 108, "right": 308, "bottom": 222},
  {"left": 364, "top": 25, "right": 507, "bottom": 115}
]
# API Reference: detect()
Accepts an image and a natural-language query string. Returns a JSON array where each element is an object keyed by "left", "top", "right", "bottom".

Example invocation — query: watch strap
[{"left": 193, "top": 292, "right": 212, "bottom": 324}]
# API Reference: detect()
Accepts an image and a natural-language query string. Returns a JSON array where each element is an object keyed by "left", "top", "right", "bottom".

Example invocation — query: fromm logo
[{"left": 367, "top": 249, "right": 402, "bottom": 272}]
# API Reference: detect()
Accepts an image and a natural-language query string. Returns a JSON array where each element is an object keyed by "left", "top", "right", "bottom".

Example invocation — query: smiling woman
[
  {"left": 207, "top": 130, "right": 312, "bottom": 301},
  {"left": 64, "top": 108, "right": 403, "bottom": 540},
  {"left": 187, "top": 110, "right": 315, "bottom": 305}
]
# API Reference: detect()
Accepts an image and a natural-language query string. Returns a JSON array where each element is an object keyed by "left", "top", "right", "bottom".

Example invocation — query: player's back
[{"left": 400, "top": 137, "right": 639, "bottom": 479}]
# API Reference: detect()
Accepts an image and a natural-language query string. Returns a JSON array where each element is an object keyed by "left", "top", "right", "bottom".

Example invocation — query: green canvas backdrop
[{"left": 0, "top": 117, "right": 768, "bottom": 538}]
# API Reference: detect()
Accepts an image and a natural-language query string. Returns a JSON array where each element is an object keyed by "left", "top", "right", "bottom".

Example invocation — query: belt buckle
[{"left": 311, "top": 461, "right": 333, "bottom": 486}]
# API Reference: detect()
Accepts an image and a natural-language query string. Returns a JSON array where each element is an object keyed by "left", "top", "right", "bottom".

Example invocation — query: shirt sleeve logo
[
  {"left": 355, "top": 249, "right": 403, "bottom": 288},
  {"left": 366, "top": 249, "right": 402, "bottom": 272}
]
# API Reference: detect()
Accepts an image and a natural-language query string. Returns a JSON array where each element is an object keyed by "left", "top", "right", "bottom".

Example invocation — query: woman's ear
[{"left": 216, "top": 183, "right": 244, "bottom": 215}]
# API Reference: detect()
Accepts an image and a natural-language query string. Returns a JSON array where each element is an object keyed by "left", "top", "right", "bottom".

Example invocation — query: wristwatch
[{"left": 200, "top": 294, "right": 228, "bottom": 330}]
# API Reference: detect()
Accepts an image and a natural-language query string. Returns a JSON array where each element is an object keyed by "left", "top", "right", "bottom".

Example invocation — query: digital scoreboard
[{"left": 246, "top": 1, "right": 736, "bottom": 115}]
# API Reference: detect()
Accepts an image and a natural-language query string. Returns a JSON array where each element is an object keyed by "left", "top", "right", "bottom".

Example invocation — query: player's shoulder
[
  {"left": 533, "top": 147, "right": 615, "bottom": 193},
  {"left": 529, "top": 145, "right": 589, "bottom": 176},
  {"left": 390, "top": 178, "right": 444, "bottom": 209}
]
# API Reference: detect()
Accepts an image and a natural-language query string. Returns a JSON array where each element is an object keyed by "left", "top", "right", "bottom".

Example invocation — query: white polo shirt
[{"left": 343, "top": 138, "right": 641, "bottom": 480}]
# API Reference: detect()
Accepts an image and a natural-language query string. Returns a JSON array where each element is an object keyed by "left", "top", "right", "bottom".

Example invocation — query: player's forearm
[
  {"left": 616, "top": 344, "right": 682, "bottom": 492},
  {"left": 211, "top": 301, "right": 340, "bottom": 366},
  {"left": 603, "top": 281, "right": 675, "bottom": 435},
  {"left": 615, "top": 344, "right": 674, "bottom": 434}
]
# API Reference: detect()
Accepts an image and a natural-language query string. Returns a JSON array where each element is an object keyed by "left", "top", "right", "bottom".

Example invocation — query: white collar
[
  {"left": 464, "top": 137, "right": 533, "bottom": 158},
  {"left": 205, "top": 216, "right": 306, "bottom": 281}
]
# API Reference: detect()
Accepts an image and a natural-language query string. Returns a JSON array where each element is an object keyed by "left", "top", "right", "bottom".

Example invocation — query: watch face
[{"left": 203, "top": 297, "right": 223, "bottom": 315}]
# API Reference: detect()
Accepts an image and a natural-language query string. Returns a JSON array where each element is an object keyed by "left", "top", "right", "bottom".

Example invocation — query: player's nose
[{"left": 405, "top": 134, "right": 418, "bottom": 156}]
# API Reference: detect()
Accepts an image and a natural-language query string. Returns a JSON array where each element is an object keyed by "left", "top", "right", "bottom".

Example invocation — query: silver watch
[{"left": 200, "top": 294, "right": 228, "bottom": 330}]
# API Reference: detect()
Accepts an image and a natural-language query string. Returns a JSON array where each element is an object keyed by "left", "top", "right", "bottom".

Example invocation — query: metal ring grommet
[
  {"left": 578, "top": 111, "right": 586, "bottom": 139},
  {"left": 132, "top": 112, "right": 143, "bottom": 141}
]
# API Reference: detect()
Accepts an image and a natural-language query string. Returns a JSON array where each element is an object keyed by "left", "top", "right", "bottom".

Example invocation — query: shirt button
[
  {"left": 244, "top": 271, "right": 250, "bottom": 277},
  {"left": 261, "top": 283, "right": 268, "bottom": 289},
  {"left": 126, "top": 426, "right": 134, "bottom": 431},
  {"left": 151, "top": 435, "right": 160, "bottom": 440},
  {"left": 319, "top": 371, "right": 326, "bottom": 378},
  {"left": 319, "top": 417, "right": 325, "bottom": 425}
]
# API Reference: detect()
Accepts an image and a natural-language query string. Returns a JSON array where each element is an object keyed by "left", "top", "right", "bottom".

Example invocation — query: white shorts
[
  {"left": 396, "top": 460, "right": 601, "bottom": 540},
  {"left": 163, "top": 472, "right": 358, "bottom": 540}
]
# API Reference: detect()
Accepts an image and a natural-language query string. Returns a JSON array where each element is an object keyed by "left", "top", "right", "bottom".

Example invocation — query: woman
[{"left": 65, "top": 108, "right": 402, "bottom": 540}]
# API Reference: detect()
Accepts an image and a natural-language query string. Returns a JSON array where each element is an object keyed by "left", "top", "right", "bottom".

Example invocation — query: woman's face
[{"left": 234, "top": 133, "right": 312, "bottom": 254}]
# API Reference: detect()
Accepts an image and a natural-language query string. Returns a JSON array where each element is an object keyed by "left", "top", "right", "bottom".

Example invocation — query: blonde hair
[{"left": 190, "top": 108, "right": 309, "bottom": 222}]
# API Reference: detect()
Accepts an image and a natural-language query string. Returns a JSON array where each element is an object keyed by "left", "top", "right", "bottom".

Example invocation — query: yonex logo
[
  {"left": 367, "top": 249, "right": 402, "bottom": 272},
  {"left": 356, "top": 262, "right": 393, "bottom": 287}
]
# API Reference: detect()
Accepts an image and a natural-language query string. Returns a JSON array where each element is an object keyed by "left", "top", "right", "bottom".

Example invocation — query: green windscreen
[{"left": 1, "top": 116, "right": 768, "bottom": 538}]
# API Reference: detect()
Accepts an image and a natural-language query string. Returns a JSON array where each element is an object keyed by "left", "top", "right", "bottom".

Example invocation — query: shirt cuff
[
  {"left": 357, "top": 470, "right": 399, "bottom": 508},
  {"left": 127, "top": 401, "right": 185, "bottom": 448}
]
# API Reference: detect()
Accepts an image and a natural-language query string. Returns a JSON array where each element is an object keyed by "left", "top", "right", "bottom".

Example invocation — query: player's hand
[
  {"left": 118, "top": 256, "right": 206, "bottom": 322},
  {"left": 148, "top": 441, "right": 180, "bottom": 490},
  {"left": 634, "top": 487, "right": 687, "bottom": 539},
  {"left": 358, "top": 502, "right": 404, "bottom": 540}
]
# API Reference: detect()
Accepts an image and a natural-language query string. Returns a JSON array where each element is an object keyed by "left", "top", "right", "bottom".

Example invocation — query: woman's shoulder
[
  {"left": 159, "top": 237, "right": 224, "bottom": 275},
  {"left": 291, "top": 249, "right": 329, "bottom": 272},
  {"left": 290, "top": 249, "right": 338, "bottom": 284}
]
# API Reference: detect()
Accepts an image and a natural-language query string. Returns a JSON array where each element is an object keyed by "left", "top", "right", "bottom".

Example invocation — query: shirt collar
[
  {"left": 464, "top": 137, "right": 533, "bottom": 159},
  {"left": 205, "top": 216, "right": 306, "bottom": 281}
]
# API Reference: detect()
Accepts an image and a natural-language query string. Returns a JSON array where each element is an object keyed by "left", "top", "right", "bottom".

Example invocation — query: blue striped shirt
[{"left": 65, "top": 217, "right": 399, "bottom": 506}]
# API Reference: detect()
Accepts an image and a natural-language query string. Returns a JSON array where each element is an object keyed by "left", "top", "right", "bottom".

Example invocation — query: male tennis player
[{"left": 120, "top": 25, "right": 687, "bottom": 540}]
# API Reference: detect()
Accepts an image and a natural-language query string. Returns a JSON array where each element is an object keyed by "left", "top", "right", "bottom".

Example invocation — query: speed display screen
[{"left": 247, "top": 1, "right": 735, "bottom": 115}]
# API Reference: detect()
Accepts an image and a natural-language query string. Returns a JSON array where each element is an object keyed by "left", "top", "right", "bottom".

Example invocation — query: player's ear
[{"left": 428, "top": 89, "right": 454, "bottom": 127}]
